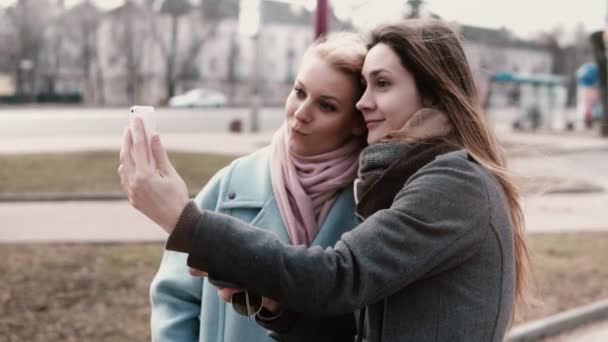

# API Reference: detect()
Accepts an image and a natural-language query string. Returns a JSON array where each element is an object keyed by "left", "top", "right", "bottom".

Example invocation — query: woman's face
[
  {"left": 356, "top": 43, "right": 423, "bottom": 144},
  {"left": 285, "top": 54, "right": 364, "bottom": 156}
]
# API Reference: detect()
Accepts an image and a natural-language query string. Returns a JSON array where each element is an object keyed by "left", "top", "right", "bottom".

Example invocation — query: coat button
[{"left": 228, "top": 192, "right": 236, "bottom": 200}]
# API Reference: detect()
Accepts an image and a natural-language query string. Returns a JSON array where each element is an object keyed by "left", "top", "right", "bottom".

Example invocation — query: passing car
[{"left": 168, "top": 88, "right": 227, "bottom": 108}]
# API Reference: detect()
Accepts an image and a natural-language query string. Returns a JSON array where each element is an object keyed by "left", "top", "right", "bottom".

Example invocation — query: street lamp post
[
  {"left": 407, "top": 0, "right": 424, "bottom": 18},
  {"left": 603, "top": 0, "right": 608, "bottom": 136},
  {"left": 239, "top": 0, "right": 262, "bottom": 132}
]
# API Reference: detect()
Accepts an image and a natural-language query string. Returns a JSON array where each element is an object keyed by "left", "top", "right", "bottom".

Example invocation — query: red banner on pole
[{"left": 315, "top": 0, "right": 329, "bottom": 39}]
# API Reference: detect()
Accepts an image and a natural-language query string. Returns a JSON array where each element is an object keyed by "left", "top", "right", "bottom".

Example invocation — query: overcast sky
[{"left": 0, "top": 0, "right": 605, "bottom": 39}]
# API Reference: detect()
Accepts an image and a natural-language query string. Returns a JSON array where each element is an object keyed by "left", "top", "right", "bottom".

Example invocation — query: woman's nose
[
  {"left": 356, "top": 90, "right": 373, "bottom": 113},
  {"left": 294, "top": 103, "right": 312, "bottom": 123}
]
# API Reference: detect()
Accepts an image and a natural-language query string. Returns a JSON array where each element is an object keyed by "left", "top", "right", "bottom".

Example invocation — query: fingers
[
  {"left": 119, "top": 127, "right": 135, "bottom": 170},
  {"left": 218, "top": 288, "right": 241, "bottom": 303},
  {"left": 151, "top": 134, "right": 177, "bottom": 176},
  {"left": 130, "top": 117, "right": 151, "bottom": 171},
  {"left": 118, "top": 127, "right": 136, "bottom": 190},
  {"left": 262, "top": 297, "right": 282, "bottom": 313},
  {"left": 188, "top": 267, "right": 208, "bottom": 277}
]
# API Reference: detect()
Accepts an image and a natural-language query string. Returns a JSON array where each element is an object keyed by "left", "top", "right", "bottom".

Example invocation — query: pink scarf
[{"left": 270, "top": 124, "right": 362, "bottom": 246}]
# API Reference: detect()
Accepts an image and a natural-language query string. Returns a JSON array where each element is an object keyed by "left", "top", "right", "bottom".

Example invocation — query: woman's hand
[
  {"left": 189, "top": 267, "right": 283, "bottom": 314},
  {"left": 117, "top": 118, "right": 189, "bottom": 234},
  {"left": 218, "top": 288, "right": 282, "bottom": 314}
]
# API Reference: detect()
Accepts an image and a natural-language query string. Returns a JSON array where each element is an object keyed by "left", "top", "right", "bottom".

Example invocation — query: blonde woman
[{"left": 124, "top": 33, "right": 367, "bottom": 342}]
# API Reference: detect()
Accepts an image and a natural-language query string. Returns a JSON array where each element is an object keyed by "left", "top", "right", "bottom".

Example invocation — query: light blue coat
[{"left": 150, "top": 146, "right": 359, "bottom": 341}]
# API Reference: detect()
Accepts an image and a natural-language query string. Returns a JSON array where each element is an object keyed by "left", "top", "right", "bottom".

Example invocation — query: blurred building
[
  {"left": 39, "top": 1, "right": 101, "bottom": 102},
  {"left": 458, "top": 24, "right": 553, "bottom": 107},
  {"left": 0, "top": 72, "right": 14, "bottom": 95},
  {"left": 0, "top": 0, "right": 554, "bottom": 107},
  {"left": 93, "top": 0, "right": 348, "bottom": 106}
]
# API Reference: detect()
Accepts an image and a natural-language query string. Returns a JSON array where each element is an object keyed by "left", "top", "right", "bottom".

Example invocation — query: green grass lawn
[
  {"left": 0, "top": 233, "right": 607, "bottom": 341},
  {"left": 0, "top": 151, "right": 235, "bottom": 194}
]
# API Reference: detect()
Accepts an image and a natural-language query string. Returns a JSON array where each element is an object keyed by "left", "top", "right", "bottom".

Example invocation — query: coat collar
[
  {"left": 218, "top": 147, "right": 357, "bottom": 247},
  {"left": 356, "top": 141, "right": 461, "bottom": 219}
]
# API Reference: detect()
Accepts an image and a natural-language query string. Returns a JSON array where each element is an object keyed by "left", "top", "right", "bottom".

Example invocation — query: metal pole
[
  {"left": 603, "top": 0, "right": 608, "bottom": 136},
  {"left": 315, "top": 0, "right": 329, "bottom": 39},
  {"left": 251, "top": 31, "right": 261, "bottom": 133},
  {"left": 241, "top": 0, "right": 262, "bottom": 133}
]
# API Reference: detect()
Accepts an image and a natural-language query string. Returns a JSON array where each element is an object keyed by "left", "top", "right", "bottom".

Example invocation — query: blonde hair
[
  {"left": 304, "top": 32, "right": 367, "bottom": 86},
  {"left": 301, "top": 32, "right": 368, "bottom": 141},
  {"left": 368, "top": 19, "right": 529, "bottom": 318}
]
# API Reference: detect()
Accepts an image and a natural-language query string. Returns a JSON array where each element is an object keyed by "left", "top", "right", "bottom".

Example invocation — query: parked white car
[{"left": 168, "top": 88, "right": 228, "bottom": 108}]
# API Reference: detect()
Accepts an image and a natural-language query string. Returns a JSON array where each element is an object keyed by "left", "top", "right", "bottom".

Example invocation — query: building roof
[
  {"left": 206, "top": 0, "right": 345, "bottom": 28},
  {"left": 459, "top": 24, "right": 548, "bottom": 51}
]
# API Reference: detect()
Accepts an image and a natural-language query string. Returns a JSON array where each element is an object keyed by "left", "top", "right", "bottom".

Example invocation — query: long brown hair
[{"left": 368, "top": 19, "right": 529, "bottom": 316}]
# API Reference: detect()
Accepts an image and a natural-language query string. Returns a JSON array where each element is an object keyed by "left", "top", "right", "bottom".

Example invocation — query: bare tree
[
  {"left": 3, "top": 0, "right": 52, "bottom": 100},
  {"left": 226, "top": 32, "right": 240, "bottom": 103},
  {"left": 108, "top": 0, "right": 153, "bottom": 104},
  {"left": 38, "top": 1, "right": 67, "bottom": 97},
  {"left": 158, "top": 0, "right": 192, "bottom": 100},
  {"left": 148, "top": 0, "right": 223, "bottom": 102},
  {"left": 66, "top": 1, "right": 101, "bottom": 103},
  {"left": 537, "top": 24, "right": 593, "bottom": 107}
]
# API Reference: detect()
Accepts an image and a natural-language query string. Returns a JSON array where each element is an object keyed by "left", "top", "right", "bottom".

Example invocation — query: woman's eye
[
  {"left": 319, "top": 102, "right": 336, "bottom": 112},
  {"left": 294, "top": 87, "right": 305, "bottom": 98},
  {"left": 377, "top": 79, "right": 389, "bottom": 88}
]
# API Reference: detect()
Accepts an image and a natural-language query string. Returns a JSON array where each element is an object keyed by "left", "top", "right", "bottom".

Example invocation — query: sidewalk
[
  {"left": 545, "top": 319, "right": 608, "bottom": 342},
  {"left": 0, "top": 132, "right": 275, "bottom": 156}
]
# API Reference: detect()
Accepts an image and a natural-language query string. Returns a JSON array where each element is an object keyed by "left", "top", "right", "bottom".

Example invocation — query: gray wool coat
[{"left": 181, "top": 149, "right": 516, "bottom": 342}]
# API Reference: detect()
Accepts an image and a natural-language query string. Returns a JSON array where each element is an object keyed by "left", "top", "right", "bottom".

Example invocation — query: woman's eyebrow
[
  {"left": 366, "top": 68, "right": 391, "bottom": 77},
  {"left": 319, "top": 95, "right": 341, "bottom": 105}
]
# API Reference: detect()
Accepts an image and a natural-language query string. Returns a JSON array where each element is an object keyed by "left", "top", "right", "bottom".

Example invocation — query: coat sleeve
[
  {"left": 256, "top": 310, "right": 356, "bottom": 342},
  {"left": 149, "top": 166, "right": 228, "bottom": 341},
  {"left": 186, "top": 156, "right": 491, "bottom": 316}
]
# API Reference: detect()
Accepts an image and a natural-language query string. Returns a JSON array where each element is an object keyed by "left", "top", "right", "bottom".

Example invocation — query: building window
[{"left": 209, "top": 58, "right": 217, "bottom": 76}]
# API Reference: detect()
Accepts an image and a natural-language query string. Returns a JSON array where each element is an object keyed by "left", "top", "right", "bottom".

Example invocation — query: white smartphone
[{"left": 130, "top": 105, "right": 157, "bottom": 169}]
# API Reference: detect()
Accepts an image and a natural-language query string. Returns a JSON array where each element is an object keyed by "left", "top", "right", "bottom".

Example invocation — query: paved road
[
  {"left": 0, "top": 106, "right": 284, "bottom": 138},
  {"left": 0, "top": 200, "right": 166, "bottom": 243},
  {"left": 544, "top": 319, "right": 608, "bottom": 342}
]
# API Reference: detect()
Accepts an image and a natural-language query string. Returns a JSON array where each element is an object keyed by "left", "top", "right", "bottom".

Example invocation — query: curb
[
  {"left": 0, "top": 192, "right": 199, "bottom": 202},
  {"left": 507, "top": 299, "right": 608, "bottom": 341},
  {"left": 0, "top": 185, "right": 603, "bottom": 203}
]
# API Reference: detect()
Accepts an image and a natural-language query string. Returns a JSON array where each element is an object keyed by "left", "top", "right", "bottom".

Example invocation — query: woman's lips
[
  {"left": 365, "top": 119, "right": 384, "bottom": 128},
  {"left": 290, "top": 125, "right": 310, "bottom": 136}
]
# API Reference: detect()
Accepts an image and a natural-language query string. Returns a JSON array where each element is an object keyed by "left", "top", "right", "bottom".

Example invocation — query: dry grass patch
[
  {"left": 0, "top": 235, "right": 606, "bottom": 340},
  {"left": 0, "top": 243, "right": 163, "bottom": 342},
  {"left": 515, "top": 232, "right": 608, "bottom": 323},
  {"left": 0, "top": 151, "right": 235, "bottom": 194}
]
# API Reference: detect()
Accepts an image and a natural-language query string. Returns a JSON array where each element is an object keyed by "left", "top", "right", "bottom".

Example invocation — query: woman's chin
[
  {"left": 366, "top": 133, "right": 382, "bottom": 145},
  {"left": 288, "top": 140, "right": 314, "bottom": 156}
]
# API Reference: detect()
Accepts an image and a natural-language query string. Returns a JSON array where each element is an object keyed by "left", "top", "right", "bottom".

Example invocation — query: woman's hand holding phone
[{"left": 118, "top": 108, "right": 189, "bottom": 233}]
